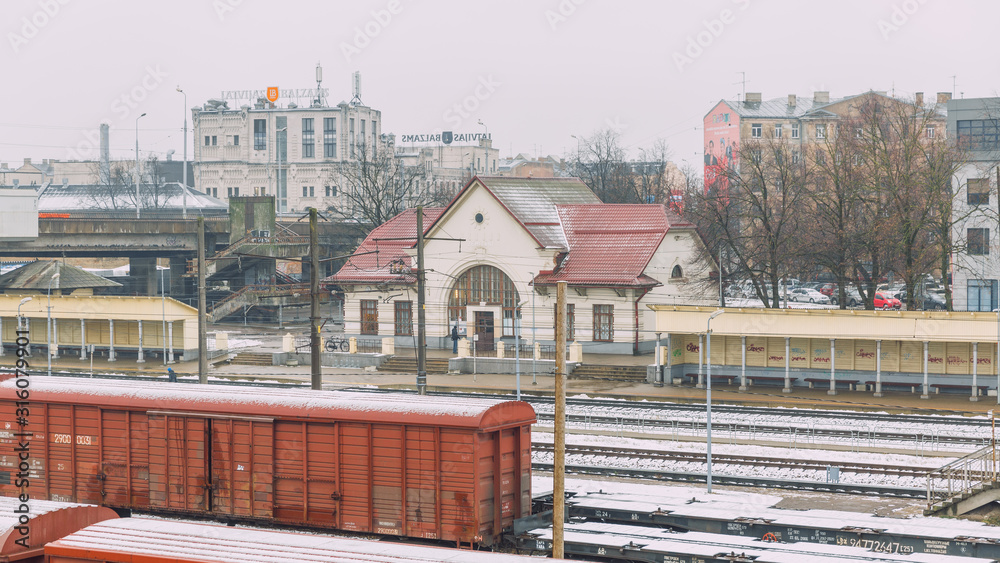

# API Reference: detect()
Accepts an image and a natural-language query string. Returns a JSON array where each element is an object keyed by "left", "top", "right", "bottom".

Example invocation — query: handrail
[{"left": 925, "top": 441, "right": 997, "bottom": 510}]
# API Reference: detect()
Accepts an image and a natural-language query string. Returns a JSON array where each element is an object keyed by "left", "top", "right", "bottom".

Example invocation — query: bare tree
[
  {"left": 87, "top": 156, "right": 171, "bottom": 212},
  {"left": 687, "top": 134, "right": 810, "bottom": 307},
  {"left": 572, "top": 128, "right": 632, "bottom": 203},
  {"left": 329, "top": 140, "right": 424, "bottom": 234},
  {"left": 853, "top": 94, "right": 949, "bottom": 309}
]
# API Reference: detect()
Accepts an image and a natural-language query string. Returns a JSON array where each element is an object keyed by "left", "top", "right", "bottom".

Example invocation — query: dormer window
[{"left": 671, "top": 265, "right": 683, "bottom": 278}]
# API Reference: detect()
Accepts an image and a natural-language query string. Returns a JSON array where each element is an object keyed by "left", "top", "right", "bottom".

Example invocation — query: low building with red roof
[{"left": 328, "top": 176, "right": 717, "bottom": 354}]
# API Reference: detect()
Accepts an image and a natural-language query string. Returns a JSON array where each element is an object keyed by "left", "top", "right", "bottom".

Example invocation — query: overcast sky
[{"left": 2, "top": 0, "right": 998, "bottom": 170}]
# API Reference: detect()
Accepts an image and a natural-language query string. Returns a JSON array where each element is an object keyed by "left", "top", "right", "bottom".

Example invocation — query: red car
[
  {"left": 818, "top": 283, "right": 837, "bottom": 297},
  {"left": 874, "top": 292, "right": 901, "bottom": 310}
]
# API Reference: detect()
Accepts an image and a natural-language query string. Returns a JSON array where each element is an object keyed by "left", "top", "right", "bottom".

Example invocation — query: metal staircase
[
  {"left": 209, "top": 283, "right": 310, "bottom": 323},
  {"left": 924, "top": 442, "right": 999, "bottom": 516}
]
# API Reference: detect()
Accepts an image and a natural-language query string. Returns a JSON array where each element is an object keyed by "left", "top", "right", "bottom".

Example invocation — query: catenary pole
[
  {"left": 310, "top": 207, "right": 322, "bottom": 390},
  {"left": 416, "top": 206, "right": 427, "bottom": 395},
  {"left": 197, "top": 217, "right": 208, "bottom": 383},
  {"left": 553, "top": 281, "right": 567, "bottom": 558}
]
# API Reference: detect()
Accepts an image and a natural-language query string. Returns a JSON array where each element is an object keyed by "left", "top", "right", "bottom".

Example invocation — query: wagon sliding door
[{"left": 148, "top": 411, "right": 273, "bottom": 518}]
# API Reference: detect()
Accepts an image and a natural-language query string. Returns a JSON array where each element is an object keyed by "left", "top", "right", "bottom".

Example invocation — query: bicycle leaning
[{"left": 324, "top": 335, "right": 349, "bottom": 352}]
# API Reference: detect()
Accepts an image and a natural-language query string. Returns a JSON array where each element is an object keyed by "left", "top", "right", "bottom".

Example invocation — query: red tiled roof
[
  {"left": 533, "top": 204, "right": 678, "bottom": 288},
  {"left": 327, "top": 208, "right": 445, "bottom": 285}
]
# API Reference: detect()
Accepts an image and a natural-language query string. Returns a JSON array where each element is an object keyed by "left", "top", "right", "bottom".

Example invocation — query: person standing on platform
[{"left": 451, "top": 323, "right": 459, "bottom": 354}]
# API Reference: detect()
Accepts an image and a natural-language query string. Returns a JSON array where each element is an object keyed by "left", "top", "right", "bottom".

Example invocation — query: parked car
[
  {"left": 874, "top": 292, "right": 902, "bottom": 310},
  {"left": 917, "top": 292, "right": 947, "bottom": 310},
  {"left": 818, "top": 282, "right": 838, "bottom": 297},
  {"left": 788, "top": 287, "right": 831, "bottom": 304},
  {"left": 830, "top": 287, "right": 862, "bottom": 307}
]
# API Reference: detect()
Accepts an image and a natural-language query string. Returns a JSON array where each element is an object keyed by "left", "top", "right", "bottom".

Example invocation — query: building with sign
[
  {"left": 395, "top": 136, "right": 500, "bottom": 204},
  {"left": 192, "top": 82, "right": 382, "bottom": 216},
  {"left": 329, "top": 176, "right": 718, "bottom": 355},
  {"left": 702, "top": 90, "right": 950, "bottom": 193}
]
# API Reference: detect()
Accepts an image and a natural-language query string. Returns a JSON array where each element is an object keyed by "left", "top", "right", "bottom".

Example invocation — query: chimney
[
  {"left": 745, "top": 92, "right": 762, "bottom": 103},
  {"left": 937, "top": 92, "right": 952, "bottom": 104},
  {"left": 814, "top": 91, "right": 830, "bottom": 104},
  {"left": 1, "top": 163, "right": 7, "bottom": 170},
  {"left": 787, "top": 94, "right": 797, "bottom": 108},
  {"left": 915, "top": 92, "right": 924, "bottom": 106},
  {"left": 99, "top": 123, "right": 110, "bottom": 181},
  {"left": 24, "top": 158, "right": 31, "bottom": 165}
]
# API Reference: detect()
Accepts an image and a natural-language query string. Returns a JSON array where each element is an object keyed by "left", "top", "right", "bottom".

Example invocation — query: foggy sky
[{"left": 2, "top": 0, "right": 998, "bottom": 170}]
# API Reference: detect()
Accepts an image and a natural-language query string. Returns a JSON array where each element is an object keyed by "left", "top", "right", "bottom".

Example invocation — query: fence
[{"left": 356, "top": 338, "right": 382, "bottom": 354}]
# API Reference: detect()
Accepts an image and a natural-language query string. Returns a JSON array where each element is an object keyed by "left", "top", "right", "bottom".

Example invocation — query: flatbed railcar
[
  {"left": 0, "top": 378, "right": 535, "bottom": 546},
  {"left": 45, "top": 517, "right": 565, "bottom": 562}
]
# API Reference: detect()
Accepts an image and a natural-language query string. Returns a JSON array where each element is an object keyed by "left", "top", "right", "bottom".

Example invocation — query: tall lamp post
[
  {"left": 515, "top": 300, "right": 527, "bottom": 400},
  {"left": 161, "top": 267, "right": 167, "bottom": 365},
  {"left": 135, "top": 112, "right": 147, "bottom": 219},
  {"left": 47, "top": 272, "right": 61, "bottom": 377},
  {"left": 705, "top": 309, "right": 725, "bottom": 493},
  {"left": 176, "top": 86, "right": 188, "bottom": 219},
  {"left": 276, "top": 126, "right": 287, "bottom": 214}
]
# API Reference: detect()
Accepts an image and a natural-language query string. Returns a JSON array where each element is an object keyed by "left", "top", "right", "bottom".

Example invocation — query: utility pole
[
  {"left": 416, "top": 206, "right": 427, "bottom": 395},
  {"left": 197, "top": 217, "right": 207, "bottom": 383},
  {"left": 553, "top": 281, "right": 567, "bottom": 558},
  {"left": 310, "top": 207, "right": 322, "bottom": 390}
]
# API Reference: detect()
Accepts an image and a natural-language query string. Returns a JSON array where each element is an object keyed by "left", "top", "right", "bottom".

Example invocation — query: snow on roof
[
  {"left": 0, "top": 259, "right": 121, "bottom": 290},
  {"left": 328, "top": 207, "right": 445, "bottom": 285},
  {"left": 478, "top": 177, "right": 600, "bottom": 249},
  {"left": 533, "top": 204, "right": 676, "bottom": 288},
  {"left": 0, "top": 497, "right": 118, "bottom": 556},
  {"left": 2, "top": 377, "right": 535, "bottom": 428},
  {"left": 37, "top": 181, "right": 228, "bottom": 216},
  {"left": 47, "top": 518, "right": 549, "bottom": 562}
]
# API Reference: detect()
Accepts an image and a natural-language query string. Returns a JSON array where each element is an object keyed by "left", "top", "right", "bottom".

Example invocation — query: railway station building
[
  {"left": 0, "top": 261, "right": 199, "bottom": 363},
  {"left": 651, "top": 305, "right": 1000, "bottom": 399},
  {"left": 329, "top": 176, "right": 719, "bottom": 355}
]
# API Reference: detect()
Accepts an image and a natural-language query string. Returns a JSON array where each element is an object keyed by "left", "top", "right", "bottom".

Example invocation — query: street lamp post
[
  {"left": 478, "top": 119, "right": 488, "bottom": 174},
  {"left": 47, "top": 272, "right": 61, "bottom": 377},
  {"left": 530, "top": 272, "right": 537, "bottom": 386},
  {"left": 161, "top": 267, "right": 167, "bottom": 365},
  {"left": 515, "top": 300, "right": 527, "bottom": 401},
  {"left": 276, "top": 126, "right": 287, "bottom": 214},
  {"left": 176, "top": 86, "right": 188, "bottom": 219},
  {"left": 705, "top": 309, "right": 725, "bottom": 493},
  {"left": 135, "top": 112, "right": 147, "bottom": 219}
]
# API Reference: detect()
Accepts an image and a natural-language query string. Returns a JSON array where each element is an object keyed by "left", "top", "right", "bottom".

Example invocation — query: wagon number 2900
[{"left": 52, "top": 434, "right": 93, "bottom": 445}]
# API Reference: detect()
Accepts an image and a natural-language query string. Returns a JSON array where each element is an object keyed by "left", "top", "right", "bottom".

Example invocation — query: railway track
[
  {"left": 423, "top": 390, "right": 990, "bottom": 427},
  {"left": 533, "top": 443, "right": 936, "bottom": 477},
  {"left": 530, "top": 462, "right": 927, "bottom": 498},
  {"left": 533, "top": 411, "right": 987, "bottom": 447}
]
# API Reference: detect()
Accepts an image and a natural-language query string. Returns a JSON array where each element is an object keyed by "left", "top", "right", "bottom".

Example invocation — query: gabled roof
[
  {"left": 533, "top": 204, "right": 681, "bottom": 288},
  {"left": 0, "top": 260, "right": 121, "bottom": 291},
  {"left": 448, "top": 176, "right": 600, "bottom": 249},
  {"left": 327, "top": 207, "right": 445, "bottom": 285}
]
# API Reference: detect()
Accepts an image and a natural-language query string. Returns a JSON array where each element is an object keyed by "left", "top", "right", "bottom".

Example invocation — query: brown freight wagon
[{"left": 0, "top": 378, "right": 536, "bottom": 546}]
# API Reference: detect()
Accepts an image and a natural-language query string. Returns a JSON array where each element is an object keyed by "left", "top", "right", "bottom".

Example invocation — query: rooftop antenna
[
  {"left": 952, "top": 75, "right": 957, "bottom": 98},
  {"left": 351, "top": 71, "right": 363, "bottom": 105},
  {"left": 314, "top": 62, "right": 325, "bottom": 107},
  {"left": 733, "top": 71, "right": 746, "bottom": 102}
]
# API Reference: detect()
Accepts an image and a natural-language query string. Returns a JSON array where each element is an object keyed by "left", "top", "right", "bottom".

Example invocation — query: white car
[{"left": 788, "top": 287, "right": 830, "bottom": 304}]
